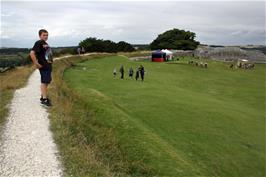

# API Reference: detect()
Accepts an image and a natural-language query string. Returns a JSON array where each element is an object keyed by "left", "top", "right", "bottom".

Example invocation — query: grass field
[{"left": 51, "top": 55, "right": 265, "bottom": 177}]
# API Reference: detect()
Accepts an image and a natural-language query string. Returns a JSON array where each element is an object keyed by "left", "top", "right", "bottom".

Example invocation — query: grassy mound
[{"left": 50, "top": 55, "right": 266, "bottom": 177}]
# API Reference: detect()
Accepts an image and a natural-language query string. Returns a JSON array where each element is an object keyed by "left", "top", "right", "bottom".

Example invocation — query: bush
[
  {"left": 52, "top": 47, "right": 78, "bottom": 57},
  {"left": 79, "top": 37, "right": 135, "bottom": 53}
]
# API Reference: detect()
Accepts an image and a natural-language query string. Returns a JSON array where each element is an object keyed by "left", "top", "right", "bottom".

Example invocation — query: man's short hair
[{"left": 39, "top": 29, "right": 48, "bottom": 36}]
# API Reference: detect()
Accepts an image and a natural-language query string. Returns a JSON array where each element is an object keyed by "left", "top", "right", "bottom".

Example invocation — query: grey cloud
[{"left": 1, "top": 1, "right": 265, "bottom": 47}]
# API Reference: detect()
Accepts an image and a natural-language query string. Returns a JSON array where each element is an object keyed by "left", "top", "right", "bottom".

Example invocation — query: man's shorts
[{"left": 39, "top": 65, "right": 52, "bottom": 84}]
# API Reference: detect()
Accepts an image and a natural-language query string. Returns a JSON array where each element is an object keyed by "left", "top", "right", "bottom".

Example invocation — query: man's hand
[
  {"left": 35, "top": 62, "right": 42, "bottom": 69},
  {"left": 30, "top": 50, "right": 42, "bottom": 69}
]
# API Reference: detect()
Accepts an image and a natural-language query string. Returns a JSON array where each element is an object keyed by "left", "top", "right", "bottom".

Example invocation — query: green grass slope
[{"left": 62, "top": 56, "right": 265, "bottom": 176}]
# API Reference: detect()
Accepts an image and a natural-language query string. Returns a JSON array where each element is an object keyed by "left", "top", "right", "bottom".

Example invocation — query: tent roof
[
  {"left": 238, "top": 59, "right": 248, "bottom": 62},
  {"left": 161, "top": 49, "right": 173, "bottom": 54},
  {"left": 152, "top": 50, "right": 165, "bottom": 54}
]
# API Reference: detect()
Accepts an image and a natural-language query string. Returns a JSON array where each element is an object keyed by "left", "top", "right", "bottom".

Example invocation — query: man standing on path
[
  {"left": 30, "top": 29, "right": 53, "bottom": 107},
  {"left": 77, "top": 47, "right": 81, "bottom": 55},
  {"left": 81, "top": 47, "right": 86, "bottom": 55}
]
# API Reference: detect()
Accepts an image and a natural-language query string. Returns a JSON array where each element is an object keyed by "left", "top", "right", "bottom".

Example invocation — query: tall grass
[{"left": 0, "top": 65, "right": 34, "bottom": 125}]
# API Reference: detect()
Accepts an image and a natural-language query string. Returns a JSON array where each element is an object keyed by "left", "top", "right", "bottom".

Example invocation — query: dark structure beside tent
[{"left": 151, "top": 50, "right": 166, "bottom": 62}]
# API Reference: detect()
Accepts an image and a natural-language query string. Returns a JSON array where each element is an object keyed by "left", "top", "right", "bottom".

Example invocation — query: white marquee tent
[{"left": 161, "top": 49, "right": 173, "bottom": 60}]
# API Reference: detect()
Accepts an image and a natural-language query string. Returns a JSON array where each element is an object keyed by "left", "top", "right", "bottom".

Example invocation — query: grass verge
[{"left": 0, "top": 65, "right": 34, "bottom": 126}]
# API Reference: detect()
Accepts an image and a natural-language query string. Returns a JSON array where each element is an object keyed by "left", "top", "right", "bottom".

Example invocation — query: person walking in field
[
  {"left": 135, "top": 67, "right": 139, "bottom": 81},
  {"left": 119, "top": 65, "right": 124, "bottom": 79},
  {"left": 139, "top": 65, "right": 145, "bottom": 82},
  {"left": 113, "top": 68, "right": 117, "bottom": 78},
  {"left": 30, "top": 29, "right": 53, "bottom": 107},
  {"left": 128, "top": 67, "right": 134, "bottom": 79}
]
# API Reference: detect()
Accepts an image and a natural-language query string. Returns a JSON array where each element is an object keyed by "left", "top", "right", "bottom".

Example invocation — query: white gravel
[{"left": 0, "top": 70, "right": 63, "bottom": 177}]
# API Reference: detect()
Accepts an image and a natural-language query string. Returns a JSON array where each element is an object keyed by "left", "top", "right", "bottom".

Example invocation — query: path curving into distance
[{"left": 0, "top": 70, "right": 63, "bottom": 177}]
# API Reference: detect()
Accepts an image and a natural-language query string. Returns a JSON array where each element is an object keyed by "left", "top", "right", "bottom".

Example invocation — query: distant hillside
[
  {"left": 132, "top": 44, "right": 150, "bottom": 50},
  {"left": 0, "top": 48, "right": 30, "bottom": 55},
  {"left": 240, "top": 46, "right": 266, "bottom": 55}
]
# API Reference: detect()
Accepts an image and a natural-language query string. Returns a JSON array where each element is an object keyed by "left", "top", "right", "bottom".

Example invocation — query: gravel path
[{"left": 0, "top": 70, "right": 63, "bottom": 177}]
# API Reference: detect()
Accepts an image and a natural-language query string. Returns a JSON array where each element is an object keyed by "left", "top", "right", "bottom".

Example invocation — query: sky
[{"left": 1, "top": 0, "right": 265, "bottom": 48}]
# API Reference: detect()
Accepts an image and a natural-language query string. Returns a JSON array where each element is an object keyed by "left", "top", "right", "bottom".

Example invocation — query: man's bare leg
[{"left": 41, "top": 83, "right": 48, "bottom": 99}]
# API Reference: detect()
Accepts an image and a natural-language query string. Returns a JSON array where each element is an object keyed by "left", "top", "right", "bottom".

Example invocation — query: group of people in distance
[
  {"left": 77, "top": 47, "right": 86, "bottom": 55},
  {"left": 113, "top": 65, "right": 145, "bottom": 81}
]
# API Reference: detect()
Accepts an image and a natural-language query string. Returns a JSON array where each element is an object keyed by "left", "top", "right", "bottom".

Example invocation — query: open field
[{"left": 50, "top": 55, "right": 265, "bottom": 176}]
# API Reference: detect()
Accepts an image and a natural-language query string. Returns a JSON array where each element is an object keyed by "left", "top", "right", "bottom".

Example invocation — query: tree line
[
  {"left": 79, "top": 28, "right": 200, "bottom": 52},
  {"left": 79, "top": 38, "right": 135, "bottom": 53}
]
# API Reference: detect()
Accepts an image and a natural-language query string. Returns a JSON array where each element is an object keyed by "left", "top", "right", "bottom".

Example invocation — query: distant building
[{"left": 194, "top": 46, "right": 266, "bottom": 63}]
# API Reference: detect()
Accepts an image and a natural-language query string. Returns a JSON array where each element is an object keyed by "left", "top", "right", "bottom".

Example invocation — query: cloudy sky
[{"left": 1, "top": 0, "right": 265, "bottom": 47}]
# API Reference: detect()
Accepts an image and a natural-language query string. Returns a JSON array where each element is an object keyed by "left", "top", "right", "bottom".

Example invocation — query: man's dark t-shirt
[{"left": 31, "top": 40, "right": 52, "bottom": 70}]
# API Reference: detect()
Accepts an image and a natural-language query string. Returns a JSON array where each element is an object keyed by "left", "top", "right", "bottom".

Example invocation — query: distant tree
[
  {"left": 79, "top": 38, "right": 135, "bottom": 53},
  {"left": 150, "top": 28, "right": 200, "bottom": 50},
  {"left": 116, "top": 41, "right": 135, "bottom": 52},
  {"left": 79, "top": 37, "right": 100, "bottom": 52},
  {"left": 102, "top": 40, "right": 118, "bottom": 53}
]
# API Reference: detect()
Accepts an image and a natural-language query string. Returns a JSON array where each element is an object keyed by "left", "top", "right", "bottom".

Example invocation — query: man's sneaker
[
  {"left": 40, "top": 97, "right": 44, "bottom": 102},
  {"left": 41, "top": 98, "right": 52, "bottom": 107}
]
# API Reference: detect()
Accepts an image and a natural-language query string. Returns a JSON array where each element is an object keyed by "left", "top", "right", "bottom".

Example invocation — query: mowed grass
[{"left": 62, "top": 55, "right": 265, "bottom": 176}]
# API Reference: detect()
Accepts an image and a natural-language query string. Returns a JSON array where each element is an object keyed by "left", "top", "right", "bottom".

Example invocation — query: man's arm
[{"left": 30, "top": 50, "right": 42, "bottom": 68}]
